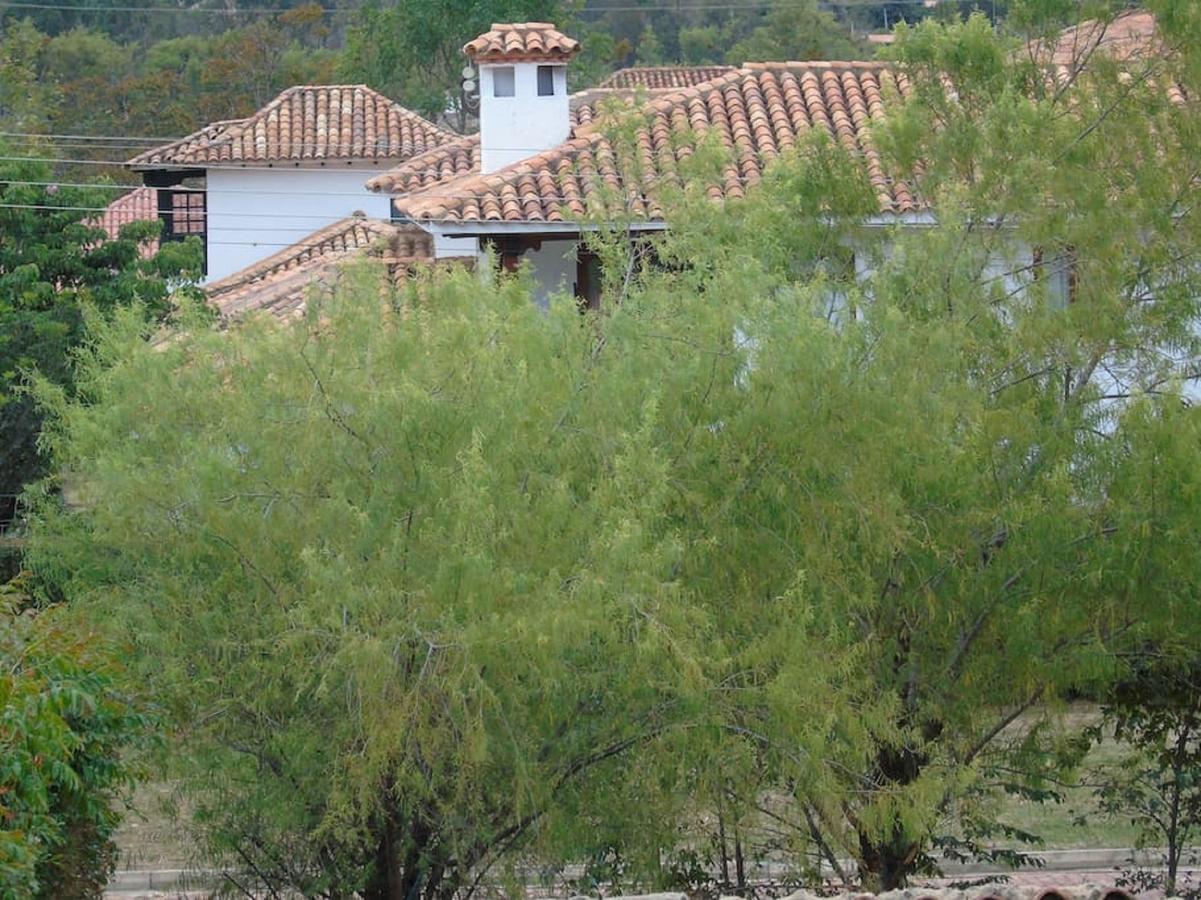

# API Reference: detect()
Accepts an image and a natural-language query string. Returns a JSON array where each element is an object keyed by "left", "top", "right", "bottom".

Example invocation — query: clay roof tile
[
  {"left": 128, "top": 85, "right": 456, "bottom": 168},
  {"left": 463, "top": 22, "right": 580, "bottom": 63}
]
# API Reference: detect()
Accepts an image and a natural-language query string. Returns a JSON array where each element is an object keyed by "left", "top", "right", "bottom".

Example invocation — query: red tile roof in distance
[
  {"left": 598, "top": 66, "right": 737, "bottom": 90},
  {"left": 388, "top": 62, "right": 917, "bottom": 223},
  {"left": 463, "top": 22, "right": 580, "bottom": 63},
  {"left": 96, "top": 186, "right": 160, "bottom": 256},
  {"left": 128, "top": 85, "right": 457, "bottom": 168},
  {"left": 1046, "top": 9, "right": 1158, "bottom": 68}
]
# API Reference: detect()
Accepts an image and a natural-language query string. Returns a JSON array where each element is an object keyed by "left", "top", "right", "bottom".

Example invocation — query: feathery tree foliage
[
  {"left": 23, "top": 2, "right": 1201, "bottom": 897},
  {"left": 636, "top": 1, "right": 1201, "bottom": 888},
  {"left": 28, "top": 266, "right": 711, "bottom": 899}
]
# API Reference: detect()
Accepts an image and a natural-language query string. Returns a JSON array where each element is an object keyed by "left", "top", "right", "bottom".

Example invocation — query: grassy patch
[{"left": 993, "top": 706, "right": 1141, "bottom": 850}]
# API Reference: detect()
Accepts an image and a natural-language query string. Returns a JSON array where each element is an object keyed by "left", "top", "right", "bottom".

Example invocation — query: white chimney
[{"left": 463, "top": 23, "right": 580, "bottom": 174}]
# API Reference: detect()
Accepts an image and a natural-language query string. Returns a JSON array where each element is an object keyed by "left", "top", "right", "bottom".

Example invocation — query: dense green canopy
[{"left": 20, "top": 2, "right": 1201, "bottom": 896}]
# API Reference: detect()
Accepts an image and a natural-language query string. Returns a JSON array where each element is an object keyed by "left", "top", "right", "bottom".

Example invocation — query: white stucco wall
[
  {"left": 204, "top": 166, "right": 391, "bottom": 282},
  {"left": 478, "top": 61, "right": 570, "bottom": 174},
  {"left": 432, "top": 231, "right": 478, "bottom": 259}
]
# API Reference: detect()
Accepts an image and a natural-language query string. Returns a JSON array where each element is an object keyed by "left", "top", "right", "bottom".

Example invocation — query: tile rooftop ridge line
[
  {"left": 128, "top": 84, "right": 458, "bottom": 166},
  {"left": 609, "top": 64, "right": 737, "bottom": 72},
  {"left": 741, "top": 60, "right": 893, "bottom": 69},
  {"left": 390, "top": 59, "right": 923, "bottom": 221},
  {"left": 367, "top": 71, "right": 750, "bottom": 195},
  {"left": 365, "top": 81, "right": 674, "bottom": 195},
  {"left": 219, "top": 84, "right": 459, "bottom": 141},
  {"left": 596, "top": 64, "right": 739, "bottom": 89}
]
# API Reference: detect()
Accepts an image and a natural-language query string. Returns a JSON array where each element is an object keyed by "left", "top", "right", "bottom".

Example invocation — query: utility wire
[{"left": 0, "top": 0, "right": 948, "bottom": 14}]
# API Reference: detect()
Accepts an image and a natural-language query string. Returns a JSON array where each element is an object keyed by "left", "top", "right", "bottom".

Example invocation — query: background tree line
[{"left": 0, "top": 0, "right": 1009, "bottom": 160}]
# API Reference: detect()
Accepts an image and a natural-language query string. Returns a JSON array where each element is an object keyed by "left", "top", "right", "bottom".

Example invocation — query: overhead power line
[{"left": 0, "top": 0, "right": 949, "bottom": 15}]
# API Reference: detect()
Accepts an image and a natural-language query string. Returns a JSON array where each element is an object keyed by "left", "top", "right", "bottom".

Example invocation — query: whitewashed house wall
[{"left": 205, "top": 166, "right": 392, "bottom": 281}]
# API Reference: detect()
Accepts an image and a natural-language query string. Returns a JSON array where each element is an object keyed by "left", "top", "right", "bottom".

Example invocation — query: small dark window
[
  {"left": 493, "top": 66, "right": 515, "bottom": 97},
  {"left": 537, "top": 65, "right": 555, "bottom": 96},
  {"left": 575, "top": 249, "right": 601, "bottom": 311}
]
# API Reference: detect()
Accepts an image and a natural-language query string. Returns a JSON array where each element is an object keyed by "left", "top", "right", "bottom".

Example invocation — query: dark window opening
[
  {"left": 537, "top": 65, "right": 556, "bottom": 97},
  {"left": 575, "top": 249, "right": 602, "bottom": 311}
]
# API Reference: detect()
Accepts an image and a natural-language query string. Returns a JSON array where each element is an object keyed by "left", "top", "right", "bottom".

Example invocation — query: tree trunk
[
  {"left": 857, "top": 828, "right": 920, "bottom": 892},
  {"left": 854, "top": 741, "right": 928, "bottom": 891},
  {"left": 733, "top": 828, "right": 746, "bottom": 894},
  {"left": 362, "top": 816, "right": 405, "bottom": 900}
]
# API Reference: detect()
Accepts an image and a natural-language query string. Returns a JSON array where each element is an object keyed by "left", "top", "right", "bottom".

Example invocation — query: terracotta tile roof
[
  {"left": 204, "top": 214, "right": 439, "bottom": 319},
  {"left": 463, "top": 22, "right": 580, "bottom": 63},
  {"left": 128, "top": 85, "right": 457, "bottom": 168},
  {"left": 1045, "top": 10, "right": 1159, "bottom": 69},
  {"left": 597, "top": 66, "right": 737, "bottom": 91},
  {"left": 368, "top": 136, "right": 481, "bottom": 194},
  {"left": 1029, "top": 12, "right": 1186, "bottom": 105},
  {"left": 365, "top": 91, "right": 644, "bottom": 194},
  {"left": 389, "top": 62, "right": 917, "bottom": 223},
  {"left": 95, "top": 186, "right": 160, "bottom": 256}
]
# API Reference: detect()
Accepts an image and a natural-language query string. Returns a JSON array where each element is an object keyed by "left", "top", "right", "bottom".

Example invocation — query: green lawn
[{"left": 992, "top": 706, "right": 1142, "bottom": 850}]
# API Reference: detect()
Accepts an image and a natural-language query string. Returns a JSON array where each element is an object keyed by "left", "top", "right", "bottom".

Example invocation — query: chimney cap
[{"left": 463, "top": 22, "right": 581, "bottom": 63}]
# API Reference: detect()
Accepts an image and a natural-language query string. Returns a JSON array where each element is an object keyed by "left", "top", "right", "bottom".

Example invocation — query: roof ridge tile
[{"left": 128, "top": 84, "right": 458, "bottom": 167}]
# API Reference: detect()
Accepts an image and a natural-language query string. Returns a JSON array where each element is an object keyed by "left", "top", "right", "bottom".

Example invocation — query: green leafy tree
[
  {"left": 725, "top": 0, "right": 863, "bottom": 65},
  {"left": 677, "top": 24, "right": 726, "bottom": 65},
  {"left": 1089, "top": 657, "right": 1201, "bottom": 898},
  {"left": 638, "top": 3, "right": 1201, "bottom": 889},
  {"left": 198, "top": 4, "right": 336, "bottom": 120},
  {"left": 0, "top": 575, "right": 153, "bottom": 899},
  {"left": 0, "top": 18, "right": 55, "bottom": 133},
  {"left": 0, "top": 152, "right": 202, "bottom": 577},
  {"left": 634, "top": 24, "right": 663, "bottom": 66},
  {"left": 28, "top": 266, "right": 706, "bottom": 899},
  {"left": 23, "top": 4, "right": 1201, "bottom": 897},
  {"left": 339, "top": 0, "right": 574, "bottom": 126}
]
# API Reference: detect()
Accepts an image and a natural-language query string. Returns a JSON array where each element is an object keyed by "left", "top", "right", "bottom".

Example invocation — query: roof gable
[
  {"left": 129, "top": 85, "right": 458, "bottom": 168},
  {"left": 1045, "top": 9, "right": 1159, "bottom": 68},
  {"left": 94, "top": 186, "right": 160, "bottom": 257}
]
